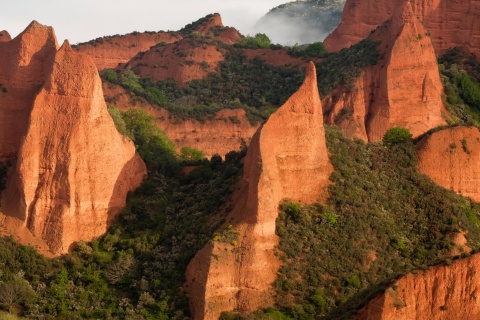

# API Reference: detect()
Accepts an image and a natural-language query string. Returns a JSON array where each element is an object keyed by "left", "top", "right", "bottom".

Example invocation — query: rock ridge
[
  {"left": 0, "top": 21, "right": 146, "bottom": 255},
  {"left": 356, "top": 253, "right": 480, "bottom": 320},
  {"left": 324, "top": 0, "right": 480, "bottom": 60},
  {"left": 184, "top": 62, "right": 333, "bottom": 319},
  {"left": 323, "top": 0, "right": 446, "bottom": 141}
]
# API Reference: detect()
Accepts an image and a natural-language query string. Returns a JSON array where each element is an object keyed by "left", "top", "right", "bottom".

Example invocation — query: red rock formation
[
  {"left": 0, "top": 21, "right": 58, "bottom": 160},
  {"left": 215, "top": 27, "right": 241, "bottom": 45},
  {"left": 118, "top": 38, "right": 225, "bottom": 88},
  {"left": 191, "top": 13, "right": 224, "bottom": 36},
  {"left": 74, "top": 31, "right": 182, "bottom": 70},
  {"left": 323, "top": 1, "right": 446, "bottom": 141},
  {"left": 417, "top": 126, "right": 480, "bottom": 202},
  {"left": 0, "top": 30, "right": 11, "bottom": 42},
  {"left": 324, "top": 0, "right": 480, "bottom": 59},
  {"left": 103, "top": 82, "right": 258, "bottom": 158},
  {"left": 0, "top": 22, "right": 146, "bottom": 256},
  {"left": 356, "top": 253, "right": 480, "bottom": 320},
  {"left": 184, "top": 62, "right": 333, "bottom": 319}
]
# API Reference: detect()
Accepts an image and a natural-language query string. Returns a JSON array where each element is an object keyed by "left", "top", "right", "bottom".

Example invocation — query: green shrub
[
  {"left": 382, "top": 127, "right": 413, "bottom": 146},
  {"left": 304, "top": 42, "right": 327, "bottom": 57},
  {"left": 238, "top": 33, "right": 272, "bottom": 49},
  {"left": 180, "top": 146, "right": 206, "bottom": 161}
]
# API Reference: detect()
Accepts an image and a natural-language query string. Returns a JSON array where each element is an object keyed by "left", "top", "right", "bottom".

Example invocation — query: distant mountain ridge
[{"left": 254, "top": 0, "right": 346, "bottom": 45}]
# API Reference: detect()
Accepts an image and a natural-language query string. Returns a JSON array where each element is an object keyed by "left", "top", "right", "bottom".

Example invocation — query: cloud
[{"left": 1, "top": 0, "right": 287, "bottom": 43}]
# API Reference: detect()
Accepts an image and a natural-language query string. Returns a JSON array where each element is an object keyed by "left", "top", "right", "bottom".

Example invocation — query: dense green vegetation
[
  {"left": 271, "top": 127, "right": 480, "bottom": 319},
  {"left": 102, "top": 38, "right": 378, "bottom": 125},
  {"left": 236, "top": 33, "right": 272, "bottom": 49},
  {"left": 439, "top": 48, "right": 480, "bottom": 125},
  {"left": 0, "top": 108, "right": 245, "bottom": 319},
  {"left": 315, "top": 39, "right": 379, "bottom": 96},
  {"left": 102, "top": 50, "right": 304, "bottom": 124},
  {"left": 3, "top": 119, "right": 480, "bottom": 319},
  {"left": 221, "top": 127, "right": 480, "bottom": 320}
]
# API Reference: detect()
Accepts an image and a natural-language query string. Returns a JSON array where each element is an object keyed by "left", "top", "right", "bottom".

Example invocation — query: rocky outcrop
[
  {"left": 184, "top": 62, "right": 333, "bottom": 319},
  {"left": 0, "top": 21, "right": 58, "bottom": 160},
  {"left": 117, "top": 38, "right": 225, "bottom": 88},
  {"left": 74, "top": 31, "right": 182, "bottom": 70},
  {"left": 417, "top": 126, "right": 480, "bottom": 202},
  {"left": 0, "top": 22, "right": 146, "bottom": 256},
  {"left": 323, "top": 1, "right": 446, "bottom": 141},
  {"left": 114, "top": 13, "right": 243, "bottom": 88},
  {"left": 324, "top": 0, "right": 480, "bottom": 59},
  {"left": 0, "top": 30, "right": 10, "bottom": 42},
  {"left": 356, "top": 253, "right": 480, "bottom": 320},
  {"left": 103, "top": 82, "right": 259, "bottom": 158}
]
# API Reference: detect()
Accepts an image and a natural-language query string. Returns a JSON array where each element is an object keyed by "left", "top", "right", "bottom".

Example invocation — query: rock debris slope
[
  {"left": 184, "top": 62, "right": 333, "bottom": 319},
  {"left": 0, "top": 22, "right": 146, "bottom": 256}
]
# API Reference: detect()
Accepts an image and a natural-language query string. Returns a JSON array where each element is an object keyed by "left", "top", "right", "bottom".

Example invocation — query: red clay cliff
[
  {"left": 417, "top": 126, "right": 480, "bottom": 202},
  {"left": 184, "top": 62, "right": 333, "bottom": 319},
  {"left": 74, "top": 31, "right": 182, "bottom": 70},
  {"left": 324, "top": 0, "right": 480, "bottom": 59},
  {"left": 356, "top": 253, "right": 480, "bottom": 320},
  {"left": 0, "top": 22, "right": 146, "bottom": 256},
  {"left": 323, "top": 1, "right": 446, "bottom": 141}
]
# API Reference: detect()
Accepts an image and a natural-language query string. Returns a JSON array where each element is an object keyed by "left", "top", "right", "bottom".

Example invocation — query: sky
[{"left": 1, "top": 0, "right": 289, "bottom": 44}]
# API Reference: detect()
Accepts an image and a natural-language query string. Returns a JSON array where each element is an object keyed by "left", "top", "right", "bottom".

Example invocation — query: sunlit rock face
[
  {"left": 184, "top": 62, "right": 333, "bottom": 320},
  {"left": 74, "top": 31, "right": 182, "bottom": 70},
  {"left": 324, "top": 0, "right": 480, "bottom": 60},
  {"left": 356, "top": 253, "right": 480, "bottom": 320},
  {"left": 0, "top": 22, "right": 146, "bottom": 256},
  {"left": 417, "top": 126, "right": 480, "bottom": 202},
  {"left": 323, "top": 1, "right": 446, "bottom": 142}
]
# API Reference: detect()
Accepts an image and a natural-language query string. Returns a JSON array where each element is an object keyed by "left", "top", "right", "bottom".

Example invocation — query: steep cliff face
[
  {"left": 324, "top": 0, "right": 480, "bottom": 59},
  {"left": 73, "top": 31, "right": 182, "bottom": 70},
  {"left": 184, "top": 62, "right": 333, "bottom": 319},
  {"left": 103, "top": 82, "right": 258, "bottom": 158},
  {"left": 356, "top": 253, "right": 480, "bottom": 320},
  {"left": 0, "top": 23, "right": 146, "bottom": 256},
  {"left": 323, "top": 1, "right": 446, "bottom": 141},
  {"left": 417, "top": 126, "right": 480, "bottom": 202},
  {"left": 0, "top": 21, "right": 58, "bottom": 160}
]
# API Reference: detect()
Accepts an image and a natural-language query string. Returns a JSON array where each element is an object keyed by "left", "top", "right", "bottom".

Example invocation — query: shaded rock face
[
  {"left": 417, "top": 126, "right": 480, "bottom": 202},
  {"left": 73, "top": 31, "right": 182, "bottom": 70},
  {"left": 324, "top": 0, "right": 480, "bottom": 59},
  {"left": 184, "top": 62, "right": 333, "bottom": 319},
  {"left": 323, "top": 1, "right": 446, "bottom": 141},
  {"left": 103, "top": 82, "right": 259, "bottom": 158},
  {"left": 0, "top": 22, "right": 146, "bottom": 256},
  {"left": 356, "top": 253, "right": 480, "bottom": 320}
]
